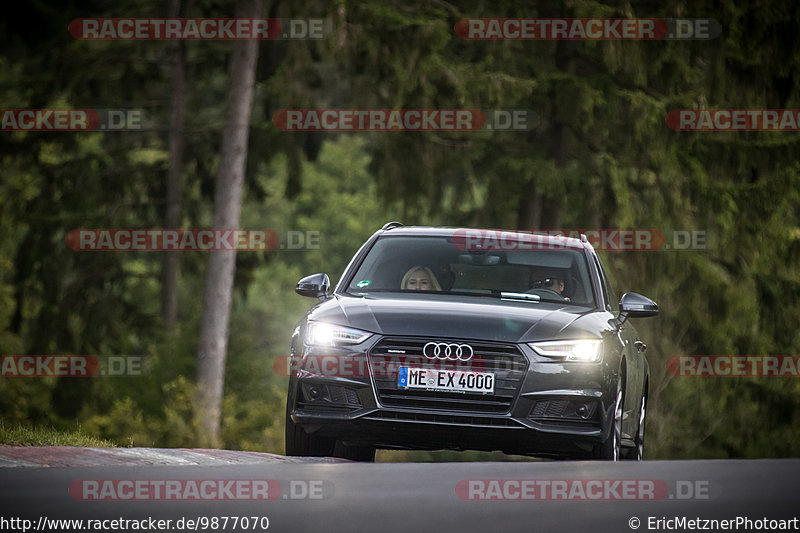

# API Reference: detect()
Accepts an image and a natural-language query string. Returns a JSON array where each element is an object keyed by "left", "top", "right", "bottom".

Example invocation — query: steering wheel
[{"left": 525, "top": 288, "right": 566, "bottom": 300}]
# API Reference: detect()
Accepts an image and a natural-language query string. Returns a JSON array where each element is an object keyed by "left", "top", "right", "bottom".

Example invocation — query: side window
[
  {"left": 593, "top": 256, "right": 617, "bottom": 312},
  {"left": 598, "top": 257, "right": 619, "bottom": 312}
]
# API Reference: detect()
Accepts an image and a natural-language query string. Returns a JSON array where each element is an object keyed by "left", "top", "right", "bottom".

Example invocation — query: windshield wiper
[
  {"left": 499, "top": 292, "right": 541, "bottom": 302},
  {"left": 498, "top": 291, "right": 586, "bottom": 306},
  {"left": 344, "top": 288, "right": 584, "bottom": 306}
]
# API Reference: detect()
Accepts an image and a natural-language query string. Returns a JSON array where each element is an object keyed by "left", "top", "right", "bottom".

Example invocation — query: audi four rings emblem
[{"left": 423, "top": 342, "right": 474, "bottom": 361}]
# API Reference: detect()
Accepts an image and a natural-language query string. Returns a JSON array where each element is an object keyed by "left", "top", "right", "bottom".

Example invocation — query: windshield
[{"left": 345, "top": 235, "right": 595, "bottom": 307}]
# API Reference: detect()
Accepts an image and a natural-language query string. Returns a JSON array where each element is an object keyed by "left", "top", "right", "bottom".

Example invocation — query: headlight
[
  {"left": 305, "top": 322, "right": 372, "bottom": 346},
  {"left": 529, "top": 339, "right": 603, "bottom": 362}
]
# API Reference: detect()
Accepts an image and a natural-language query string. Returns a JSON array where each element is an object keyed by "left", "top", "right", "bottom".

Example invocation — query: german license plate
[{"left": 398, "top": 367, "right": 495, "bottom": 394}]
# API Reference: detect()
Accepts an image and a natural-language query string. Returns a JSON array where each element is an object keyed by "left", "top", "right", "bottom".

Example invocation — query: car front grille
[{"left": 368, "top": 337, "right": 528, "bottom": 414}]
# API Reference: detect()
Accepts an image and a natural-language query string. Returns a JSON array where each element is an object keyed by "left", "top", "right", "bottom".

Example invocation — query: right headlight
[
  {"left": 305, "top": 321, "right": 373, "bottom": 347},
  {"left": 529, "top": 339, "right": 603, "bottom": 362}
]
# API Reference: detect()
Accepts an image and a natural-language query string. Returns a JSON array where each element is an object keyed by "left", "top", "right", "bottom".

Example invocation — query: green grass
[{"left": 0, "top": 421, "right": 116, "bottom": 447}]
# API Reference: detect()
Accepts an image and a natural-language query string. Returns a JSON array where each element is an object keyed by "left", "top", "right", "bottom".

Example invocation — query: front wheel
[
  {"left": 285, "top": 408, "right": 335, "bottom": 457},
  {"left": 593, "top": 379, "right": 623, "bottom": 460},
  {"left": 621, "top": 393, "right": 646, "bottom": 461},
  {"left": 333, "top": 440, "right": 375, "bottom": 462}
]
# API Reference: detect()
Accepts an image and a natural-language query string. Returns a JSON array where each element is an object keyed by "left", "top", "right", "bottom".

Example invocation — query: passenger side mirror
[
  {"left": 617, "top": 292, "right": 659, "bottom": 324},
  {"left": 296, "top": 273, "right": 331, "bottom": 300}
]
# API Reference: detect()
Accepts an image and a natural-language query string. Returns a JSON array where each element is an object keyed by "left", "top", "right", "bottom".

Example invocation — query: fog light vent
[
  {"left": 528, "top": 398, "right": 599, "bottom": 425},
  {"left": 301, "top": 383, "right": 362, "bottom": 407}
]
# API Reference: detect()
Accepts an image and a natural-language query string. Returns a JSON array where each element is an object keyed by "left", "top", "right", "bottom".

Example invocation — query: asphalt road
[{"left": 2, "top": 454, "right": 799, "bottom": 533}]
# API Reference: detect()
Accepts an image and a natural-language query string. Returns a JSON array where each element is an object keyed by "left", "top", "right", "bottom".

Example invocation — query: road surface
[{"left": 0, "top": 447, "right": 798, "bottom": 532}]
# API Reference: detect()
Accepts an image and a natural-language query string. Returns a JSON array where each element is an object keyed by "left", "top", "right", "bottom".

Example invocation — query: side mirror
[
  {"left": 296, "top": 273, "right": 331, "bottom": 300},
  {"left": 617, "top": 292, "right": 659, "bottom": 324}
]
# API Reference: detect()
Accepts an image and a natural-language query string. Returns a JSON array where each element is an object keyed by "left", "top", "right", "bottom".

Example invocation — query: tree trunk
[
  {"left": 517, "top": 180, "right": 542, "bottom": 230},
  {"left": 195, "top": 0, "right": 261, "bottom": 447},
  {"left": 517, "top": 41, "right": 573, "bottom": 231},
  {"left": 162, "top": 0, "right": 187, "bottom": 330}
]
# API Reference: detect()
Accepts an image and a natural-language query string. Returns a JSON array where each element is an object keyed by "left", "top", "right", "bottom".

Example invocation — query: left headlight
[
  {"left": 529, "top": 339, "right": 603, "bottom": 362},
  {"left": 305, "top": 321, "right": 373, "bottom": 347}
]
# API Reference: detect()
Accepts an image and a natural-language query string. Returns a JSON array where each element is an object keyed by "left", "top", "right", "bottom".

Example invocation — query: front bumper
[{"left": 288, "top": 336, "right": 617, "bottom": 458}]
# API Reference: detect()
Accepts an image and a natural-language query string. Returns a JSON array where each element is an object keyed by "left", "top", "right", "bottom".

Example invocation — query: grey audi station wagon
[{"left": 285, "top": 223, "right": 658, "bottom": 461}]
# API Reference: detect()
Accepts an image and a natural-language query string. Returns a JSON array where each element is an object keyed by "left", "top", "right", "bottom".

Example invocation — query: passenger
[{"left": 401, "top": 265, "right": 442, "bottom": 291}]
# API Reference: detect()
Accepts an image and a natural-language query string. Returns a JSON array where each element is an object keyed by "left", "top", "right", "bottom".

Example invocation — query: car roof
[{"left": 377, "top": 224, "right": 592, "bottom": 252}]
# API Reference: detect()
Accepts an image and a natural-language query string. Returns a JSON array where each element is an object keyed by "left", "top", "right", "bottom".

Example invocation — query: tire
[
  {"left": 285, "top": 407, "right": 335, "bottom": 457},
  {"left": 593, "top": 378, "right": 623, "bottom": 460},
  {"left": 621, "top": 392, "right": 646, "bottom": 461},
  {"left": 333, "top": 440, "right": 375, "bottom": 462}
]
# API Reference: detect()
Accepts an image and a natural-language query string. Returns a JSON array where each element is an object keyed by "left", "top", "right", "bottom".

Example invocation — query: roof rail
[{"left": 381, "top": 221, "right": 404, "bottom": 231}]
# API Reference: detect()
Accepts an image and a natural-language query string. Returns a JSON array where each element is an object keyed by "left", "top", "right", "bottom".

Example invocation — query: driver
[
  {"left": 531, "top": 270, "right": 570, "bottom": 301},
  {"left": 401, "top": 265, "right": 442, "bottom": 291}
]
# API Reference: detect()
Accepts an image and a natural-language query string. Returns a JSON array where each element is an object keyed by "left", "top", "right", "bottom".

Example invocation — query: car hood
[{"left": 307, "top": 293, "right": 601, "bottom": 343}]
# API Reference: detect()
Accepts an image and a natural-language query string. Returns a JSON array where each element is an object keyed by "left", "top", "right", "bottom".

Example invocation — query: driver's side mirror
[
  {"left": 296, "top": 273, "right": 331, "bottom": 301},
  {"left": 617, "top": 292, "right": 659, "bottom": 325}
]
